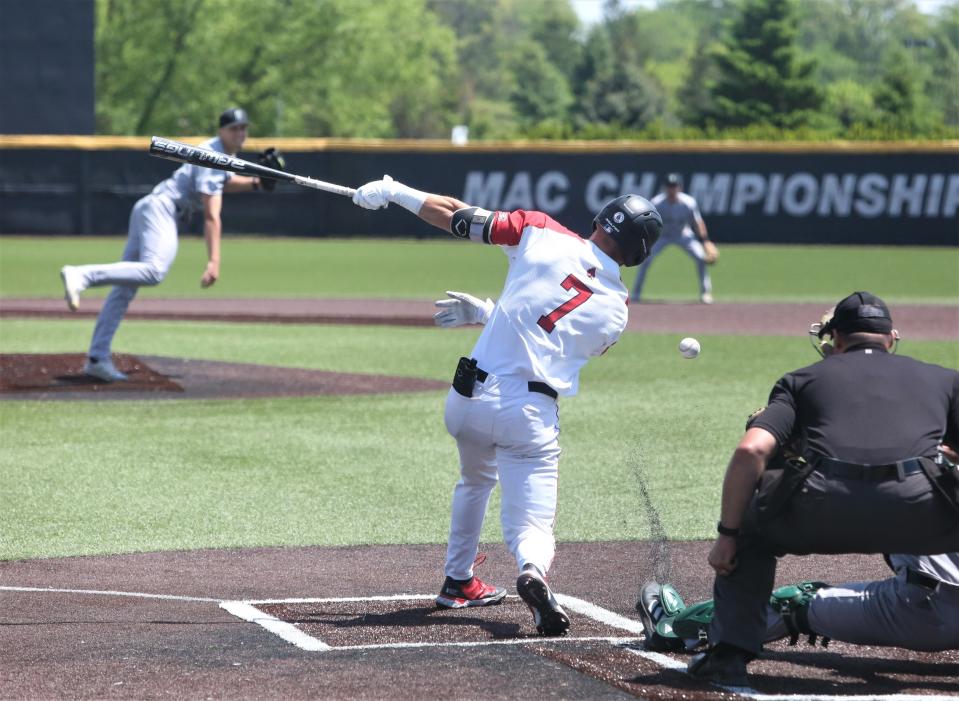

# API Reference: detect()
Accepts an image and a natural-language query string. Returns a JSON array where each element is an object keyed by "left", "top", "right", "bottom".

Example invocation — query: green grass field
[
  {"left": 1, "top": 237, "right": 957, "bottom": 561},
  {"left": 2, "top": 236, "right": 957, "bottom": 303}
]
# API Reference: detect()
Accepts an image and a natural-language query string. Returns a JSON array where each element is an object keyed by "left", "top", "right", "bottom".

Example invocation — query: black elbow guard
[{"left": 450, "top": 206, "right": 494, "bottom": 242}]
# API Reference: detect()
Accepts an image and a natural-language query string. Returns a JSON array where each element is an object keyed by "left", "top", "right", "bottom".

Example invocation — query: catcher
[
  {"left": 637, "top": 438, "right": 959, "bottom": 661},
  {"left": 59, "top": 108, "right": 285, "bottom": 382},
  {"left": 675, "top": 292, "right": 959, "bottom": 685},
  {"left": 630, "top": 173, "right": 717, "bottom": 304}
]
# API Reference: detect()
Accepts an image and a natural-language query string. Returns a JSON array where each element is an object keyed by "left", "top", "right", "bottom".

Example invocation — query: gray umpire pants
[
  {"left": 710, "top": 469, "right": 959, "bottom": 655},
  {"left": 630, "top": 233, "right": 711, "bottom": 301},
  {"left": 70, "top": 194, "right": 179, "bottom": 360}
]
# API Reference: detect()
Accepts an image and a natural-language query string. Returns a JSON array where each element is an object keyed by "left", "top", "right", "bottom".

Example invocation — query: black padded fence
[
  {"left": 1, "top": 141, "right": 956, "bottom": 245},
  {"left": 0, "top": 0, "right": 95, "bottom": 135}
]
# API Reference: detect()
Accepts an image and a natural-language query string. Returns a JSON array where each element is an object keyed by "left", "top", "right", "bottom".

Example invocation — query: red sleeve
[{"left": 488, "top": 210, "right": 579, "bottom": 246}]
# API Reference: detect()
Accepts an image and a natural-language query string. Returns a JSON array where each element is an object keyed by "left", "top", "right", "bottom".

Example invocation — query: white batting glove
[
  {"left": 352, "top": 174, "right": 396, "bottom": 210},
  {"left": 433, "top": 291, "right": 495, "bottom": 327},
  {"left": 353, "top": 174, "right": 428, "bottom": 214}
]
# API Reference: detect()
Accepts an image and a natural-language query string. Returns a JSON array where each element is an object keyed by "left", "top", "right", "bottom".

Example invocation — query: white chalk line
[
  {"left": 619, "top": 640, "right": 959, "bottom": 701},
  {"left": 0, "top": 585, "right": 221, "bottom": 603},
  {"left": 225, "top": 593, "right": 646, "bottom": 653},
  {"left": 219, "top": 601, "right": 331, "bottom": 651},
  {"left": 555, "top": 592, "right": 646, "bottom": 636},
  {"left": 243, "top": 593, "right": 437, "bottom": 605},
  {"left": 331, "top": 636, "right": 642, "bottom": 651},
  {"left": 559, "top": 594, "right": 956, "bottom": 701},
  {"left": 6, "top": 585, "right": 955, "bottom": 699}
]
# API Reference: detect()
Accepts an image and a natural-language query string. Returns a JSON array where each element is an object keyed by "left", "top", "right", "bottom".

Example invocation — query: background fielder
[
  {"left": 351, "top": 173, "right": 662, "bottom": 636},
  {"left": 631, "top": 173, "right": 717, "bottom": 305},
  {"left": 58, "top": 107, "right": 282, "bottom": 382}
]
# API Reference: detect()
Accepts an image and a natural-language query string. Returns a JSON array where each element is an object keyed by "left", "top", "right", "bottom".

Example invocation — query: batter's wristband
[
  {"left": 390, "top": 182, "right": 428, "bottom": 215},
  {"left": 717, "top": 522, "right": 740, "bottom": 537}
]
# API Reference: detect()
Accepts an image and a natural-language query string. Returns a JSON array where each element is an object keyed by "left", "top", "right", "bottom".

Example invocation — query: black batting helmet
[{"left": 593, "top": 195, "right": 662, "bottom": 267}]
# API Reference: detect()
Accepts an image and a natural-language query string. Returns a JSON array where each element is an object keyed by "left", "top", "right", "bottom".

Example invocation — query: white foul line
[
  {"left": 242, "top": 594, "right": 437, "bottom": 605},
  {"left": 0, "top": 585, "right": 222, "bottom": 603},
  {"left": 219, "top": 601, "right": 330, "bottom": 652}
]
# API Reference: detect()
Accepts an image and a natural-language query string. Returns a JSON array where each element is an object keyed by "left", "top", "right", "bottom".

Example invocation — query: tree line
[{"left": 95, "top": 0, "right": 959, "bottom": 140}]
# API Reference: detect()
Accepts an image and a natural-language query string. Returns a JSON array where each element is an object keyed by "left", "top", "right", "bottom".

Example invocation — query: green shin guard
[
  {"left": 655, "top": 580, "right": 830, "bottom": 650},
  {"left": 671, "top": 600, "right": 715, "bottom": 644},
  {"left": 770, "top": 581, "right": 830, "bottom": 647}
]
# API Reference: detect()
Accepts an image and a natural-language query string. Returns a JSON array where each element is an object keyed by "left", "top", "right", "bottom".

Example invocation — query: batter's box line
[
  {"left": 5, "top": 586, "right": 947, "bottom": 701},
  {"left": 219, "top": 592, "right": 645, "bottom": 654},
  {"left": 221, "top": 594, "right": 958, "bottom": 701}
]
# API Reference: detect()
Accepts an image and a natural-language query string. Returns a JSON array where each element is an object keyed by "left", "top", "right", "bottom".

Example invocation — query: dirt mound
[{"left": 0, "top": 353, "right": 448, "bottom": 401}]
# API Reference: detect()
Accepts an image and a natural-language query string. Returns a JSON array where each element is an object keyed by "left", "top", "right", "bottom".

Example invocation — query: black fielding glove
[{"left": 256, "top": 148, "right": 286, "bottom": 191}]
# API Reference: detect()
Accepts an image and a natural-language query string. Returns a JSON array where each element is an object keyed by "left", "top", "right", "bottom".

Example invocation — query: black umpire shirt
[{"left": 751, "top": 343, "right": 959, "bottom": 465}]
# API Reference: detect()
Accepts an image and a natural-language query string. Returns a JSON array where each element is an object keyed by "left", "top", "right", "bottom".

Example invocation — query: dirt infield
[
  {"left": 1, "top": 541, "right": 956, "bottom": 700},
  {"left": 0, "top": 353, "right": 447, "bottom": 400},
  {"left": 2, "top": 299, "right": 957, "bottom": 698},
  {"left": 2, "top": 296, "right": 957, "bottom": 339}
]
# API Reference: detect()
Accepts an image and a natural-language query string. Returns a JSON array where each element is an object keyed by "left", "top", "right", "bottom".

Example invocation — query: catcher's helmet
[
  {"left": 808, "top": 291, "right": 898, "bottom": 357},
  {"left": 593, "top": 195, "right": 662, "bottom": 267}
]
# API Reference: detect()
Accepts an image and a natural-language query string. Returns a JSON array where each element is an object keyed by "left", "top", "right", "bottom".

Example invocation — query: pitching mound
[{"left": 0, "top": 353, "right": 448, "bottom": 400}]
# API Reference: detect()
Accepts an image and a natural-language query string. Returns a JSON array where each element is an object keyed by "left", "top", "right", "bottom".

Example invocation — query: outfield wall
[{"left": 1, "top": 137, "right": 956, "bottom": 245}]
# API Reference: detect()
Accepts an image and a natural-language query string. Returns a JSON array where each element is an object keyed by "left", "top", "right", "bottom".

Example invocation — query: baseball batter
[
  {"left": 59, "top": 108, "right": 283, "bottom": 382},
  {"left": 631, "top": 173, "right": 717, "bottom": 304},
  {"left": 351, "top": 174, "right": 662, "bottom": 635}
]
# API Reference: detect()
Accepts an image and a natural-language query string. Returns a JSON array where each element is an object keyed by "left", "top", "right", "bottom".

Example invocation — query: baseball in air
[{"left": 679, "top": 337, "right": 701, "bottom": 359}]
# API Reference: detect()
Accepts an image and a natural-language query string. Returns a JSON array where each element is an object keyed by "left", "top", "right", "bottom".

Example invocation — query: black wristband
[{"left": 717, "top": 522, "right": 740, "bottom": 537}]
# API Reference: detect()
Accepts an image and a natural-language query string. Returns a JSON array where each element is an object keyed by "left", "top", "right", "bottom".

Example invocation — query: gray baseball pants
[
  {"left": 762, "top": 570, "right": 959, "bottom": 651},
  {"left": 709, "top": 470, "right": 959, "bottom": 655},
  {"left": 69, "top": 194, "right": 179, "bottom": 360},
  {"left": 630, "top": 233, "right": 711, "bottom": 301}
]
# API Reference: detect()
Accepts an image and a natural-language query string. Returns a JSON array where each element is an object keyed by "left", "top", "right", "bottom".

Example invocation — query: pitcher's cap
[{"left": 219, "top": 107, "right": 249, "bottom": 128}]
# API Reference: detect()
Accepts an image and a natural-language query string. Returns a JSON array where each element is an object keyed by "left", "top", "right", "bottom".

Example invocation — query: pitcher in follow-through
[
  {"left": 351, "top": 174, "right": 662, "bottom": 636},
  {"left": 59, "top": 108, "right": 284, "bottom": 382}
]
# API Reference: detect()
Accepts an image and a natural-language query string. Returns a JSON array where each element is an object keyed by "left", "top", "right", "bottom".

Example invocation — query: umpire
[{"left": 691, "top": 291, "right": 959, "bottom": 684}]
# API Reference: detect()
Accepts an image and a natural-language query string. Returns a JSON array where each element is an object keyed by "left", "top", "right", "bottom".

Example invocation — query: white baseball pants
[
  {"left": 442, "top": 373, "right": 561, "bottom": 581},
  {"left": 71, "top": 195, "right": 179, "bottom": 360},
  {"left": 630, "top": 233, "right": 711, "bottom": 301}
]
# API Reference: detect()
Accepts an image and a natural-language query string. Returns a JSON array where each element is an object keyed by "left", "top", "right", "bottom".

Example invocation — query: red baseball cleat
[{"left": 435, "top": 575, "right": 507, "bottom": 609}]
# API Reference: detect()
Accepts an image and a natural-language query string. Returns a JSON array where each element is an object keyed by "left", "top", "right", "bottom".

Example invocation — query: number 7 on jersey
[{"left": 537, "top": 274, "right": 593, "bottom": 333}]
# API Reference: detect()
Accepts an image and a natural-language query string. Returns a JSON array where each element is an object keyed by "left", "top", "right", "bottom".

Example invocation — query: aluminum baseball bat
[{"left": 148, "top": 136, "right": 356, "bottom": 198}]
